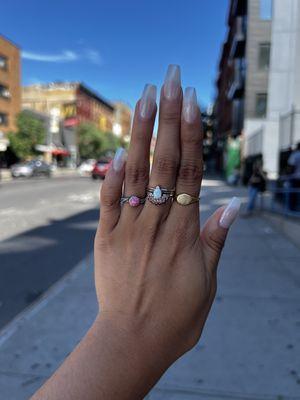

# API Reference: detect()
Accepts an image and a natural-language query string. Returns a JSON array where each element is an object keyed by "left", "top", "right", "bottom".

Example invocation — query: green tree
[
  {"left": 78, "top": 123, "right": 122, "bottom": 160},
  {"left": 8, "top": 112, "right": 45, "bottom": 160}
]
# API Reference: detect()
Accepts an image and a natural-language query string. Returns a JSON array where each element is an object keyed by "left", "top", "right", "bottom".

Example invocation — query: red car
[{"left": 91, "top": 158, "right": 112, "bottom": 179}]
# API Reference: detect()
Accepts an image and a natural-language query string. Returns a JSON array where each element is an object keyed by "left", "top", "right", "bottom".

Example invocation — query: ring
[
  {"left": 147, "top": 185, "right": 175, "bottom": 205},
  {"left": 120, "top": 195, "right": 146, "bottom": 207},
  {"left": 175, "top": 193, "right": 199, "bottom": 206}
]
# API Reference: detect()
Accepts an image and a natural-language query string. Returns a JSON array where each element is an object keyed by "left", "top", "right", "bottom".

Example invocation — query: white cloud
[
  {"left": 22, "top": 50, "right": 79, "bottom": 63},
  {"left": 22, "top": 48, "right": 103, "bottom": 65},
  {"left": 85, "top": 49, "right": 102, "bottom": 65}
]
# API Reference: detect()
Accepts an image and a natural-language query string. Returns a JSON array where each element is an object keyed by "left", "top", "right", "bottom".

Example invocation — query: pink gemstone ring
[{"left": 120, "top": 195, "right": 146, "bottom": 207}]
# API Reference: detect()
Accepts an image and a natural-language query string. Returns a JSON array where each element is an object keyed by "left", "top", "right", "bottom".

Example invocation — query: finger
[
  {"left": 201, "top": 197, "right": 241, "bottom": 273},
  {"left": 145, "top": 65, "right": 182, "bottom": 216},
  {"left": 99, "top": 148, "right": 126, "bottom": 233},
  {"left": 171, "top": 87, "right": 203, "bottom": 223},
  {"left": 124, "top": 85, "right": 157, "bottom": 212}
]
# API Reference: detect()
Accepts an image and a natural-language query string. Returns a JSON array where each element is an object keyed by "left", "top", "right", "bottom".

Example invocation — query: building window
[
  {"left": 0, "top": 84, "right": 11, "bottom": 99},
  {"left": 258, "top": 43, "right": 271, "bottom": 69},
  {"left": 260, "top": 0, "right": 272, "bottom": 20},
  {"left": 0, "top": 55, "right": 8, "bottom": 70},
  {"left": 0, "top": 113, "right": 8, "bottom": 126},
  {"left": 255, "top": 93, "right": 268, "bottom": 118}
]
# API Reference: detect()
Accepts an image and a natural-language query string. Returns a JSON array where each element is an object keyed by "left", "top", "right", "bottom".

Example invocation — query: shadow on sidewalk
[{"left": 0, "top": 208, "right": 99, "bottom": 329}]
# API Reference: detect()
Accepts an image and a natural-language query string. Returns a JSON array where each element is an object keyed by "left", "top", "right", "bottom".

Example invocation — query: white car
[{"left": 78, "top": 159, "right": 96, "bottom": 176}]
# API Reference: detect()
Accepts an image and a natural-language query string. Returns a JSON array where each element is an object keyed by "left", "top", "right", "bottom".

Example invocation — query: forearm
[{"left": 31, "top": 315, "right": 170, "bottom": 400}]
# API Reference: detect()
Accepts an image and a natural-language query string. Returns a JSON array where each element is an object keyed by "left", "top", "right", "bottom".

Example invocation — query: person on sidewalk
[
  {"left": 243, "top": 162, "right": 266, "bottom": 217},
  {"left": 31, "top": 65, "right": 240, "bottom": 400}
]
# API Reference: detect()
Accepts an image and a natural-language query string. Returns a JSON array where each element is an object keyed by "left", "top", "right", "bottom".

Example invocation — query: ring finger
[{"left": 123, "top": 84, "right": 157, "bottom": 215}]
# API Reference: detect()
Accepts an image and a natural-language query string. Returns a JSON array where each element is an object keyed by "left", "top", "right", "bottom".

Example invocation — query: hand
[{"left": 95, "top": 65, "right": 240, "bottom": 368}]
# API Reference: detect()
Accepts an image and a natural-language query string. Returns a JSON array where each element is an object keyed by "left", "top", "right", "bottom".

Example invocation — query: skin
[{"left": 32, "top": 72, "right": 231, "bottom": 400}]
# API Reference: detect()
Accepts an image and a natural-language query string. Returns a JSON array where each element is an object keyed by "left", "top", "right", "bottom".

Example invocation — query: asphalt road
[{"left": 0, "top": 176, "right": 101, "bottom": 329}]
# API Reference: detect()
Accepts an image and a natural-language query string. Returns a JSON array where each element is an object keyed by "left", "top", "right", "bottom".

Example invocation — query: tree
[
  {"left": 77, "top": 123, "right": 122, "bottom": 160},
  {"left": 8, "top": 112, "right": 46, "bottom": 160}
]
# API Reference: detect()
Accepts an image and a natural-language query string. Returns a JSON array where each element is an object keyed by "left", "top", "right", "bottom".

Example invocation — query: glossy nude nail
[
  {"left": 164, "top": 64, "right": 181, "bottom": 100},
  {"left": 113, "top": 147, "right": 127, "bottom": 172},
  {"left": 139, "top": 84, "right": 157, "bottom": 119},
  {"left": 219, "top": 197, "right": 241, "bottom": 229},
  {"left": 183, "top": 87, "right": 198, "bottom": 123}
]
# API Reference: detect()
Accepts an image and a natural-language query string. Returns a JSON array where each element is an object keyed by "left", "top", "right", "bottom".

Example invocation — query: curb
[{"left": 0, "top": 253, "right": 92, "bottom": 348}]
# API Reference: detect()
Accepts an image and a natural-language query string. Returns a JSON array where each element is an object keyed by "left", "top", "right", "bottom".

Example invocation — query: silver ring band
[
  {"left": 120, "top": 195, "right": 146, "bottom": 207},
  {"left": 146, "top": 185, "right": 175, "bottom": 205}
]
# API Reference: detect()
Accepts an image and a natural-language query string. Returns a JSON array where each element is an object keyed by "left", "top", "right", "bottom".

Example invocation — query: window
[
  {"left": 0, "top": 113, "right": 8, "bottom": 126},
  {"left": 255, "top": 93, "right": 268, "bottom": 118},
  {"left": 258, "top": 43, "right": 271, "bottom": 69},
  {"left": 260, "top": 0, "right": 272, "bottom": 20},
  {"left": 0, "top": 55, "right": 8, "bottom": 70},
  {"left": 0, "top": 84, "right": 10, "bottom": 99}
]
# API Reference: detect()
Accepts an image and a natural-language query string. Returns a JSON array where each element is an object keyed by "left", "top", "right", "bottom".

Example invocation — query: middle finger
[{"left": 144, "top": 65, "right": 182, "bottom": 218}]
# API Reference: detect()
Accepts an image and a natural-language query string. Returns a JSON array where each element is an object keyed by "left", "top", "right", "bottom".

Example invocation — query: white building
[{"left": 244, "top": 0, "right": 300, "bottom": 179}]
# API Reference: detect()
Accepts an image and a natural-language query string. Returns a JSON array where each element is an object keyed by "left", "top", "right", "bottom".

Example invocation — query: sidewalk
[{"left": 0, "top": 180, "right": 299, "bottom": 399}]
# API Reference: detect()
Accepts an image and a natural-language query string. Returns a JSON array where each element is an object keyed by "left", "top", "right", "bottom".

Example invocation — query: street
[
  {"left": 0, "top": 178, "right": 299, "bottom": 399},
  {"left": 0, "top": 176, "right": 101, "bottom": 328}
]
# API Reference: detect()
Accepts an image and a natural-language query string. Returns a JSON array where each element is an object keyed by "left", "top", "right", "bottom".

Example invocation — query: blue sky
[{"left": 2, "top": 0, "right": 228, "bottom": 109}]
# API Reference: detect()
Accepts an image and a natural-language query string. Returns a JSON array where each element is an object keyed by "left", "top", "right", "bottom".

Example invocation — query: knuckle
[
  {"left": 126, "top": 163, "right": 148, "bottom": 185},
  {"left": 178, "top": 160, "right": 202, "bottom": 183},
  {"left": 156, "top": 156, "right": 178, "bottom": 176},
  {"left": 160, "top": 108, "right": 180, "bottom": 125},
  {"left": 101, "top": 190, "right": 118, "bottom": 209},
  {"left": 206, "top": 231, "right": 225, "bottom": 254}
]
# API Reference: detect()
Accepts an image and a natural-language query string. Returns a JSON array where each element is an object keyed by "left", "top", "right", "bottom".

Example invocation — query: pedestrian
[
  {"left": 287, "top": 142, "right": 300, "bottom": 179},
  {"left": 243, "top": 161, "right": 266, "bottom": 216},
  {"left": 31, "top": 65, "right": 241, "bottom": 400}
]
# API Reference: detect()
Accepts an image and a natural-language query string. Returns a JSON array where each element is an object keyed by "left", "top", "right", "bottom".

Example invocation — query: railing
[
  {"left": 279, "top": 108, "right": 300, "bottom": 150},
  {"left": 261, "top": 185, "right": 300, "bottom": 218}
]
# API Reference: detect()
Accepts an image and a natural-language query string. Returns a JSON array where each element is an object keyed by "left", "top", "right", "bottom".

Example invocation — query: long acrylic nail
[
  {"left": 113, "top": 147, "right": 127, "bottom": 172},
  {"left": 164, "top": 64, "right": 181, "bottom": 100},
  {"left": 183, "top": 87, "right": 198, "bottom": 123},
  {"left": 219, "top": 197, "right": 241, "bottom": 229},
  {"left": 139, "top": 84, "right": 157, "bottom": 119}
]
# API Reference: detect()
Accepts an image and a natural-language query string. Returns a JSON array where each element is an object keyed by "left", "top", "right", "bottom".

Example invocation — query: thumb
[{"left": 201, "top": 197, "right": 241, "bottom": 273}]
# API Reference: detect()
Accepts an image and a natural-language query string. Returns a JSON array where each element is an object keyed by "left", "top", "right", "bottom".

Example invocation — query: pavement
[
  {"left": 0, "top": 179, "right": 300, "bottom": 399},
  {"left": 0, "top": 176, "right": 100, "bottom": 328}
]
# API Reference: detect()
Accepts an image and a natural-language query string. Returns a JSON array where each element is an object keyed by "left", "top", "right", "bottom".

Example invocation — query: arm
[{"left": 32, "top": 65, "right": 240, "bottom": 400}]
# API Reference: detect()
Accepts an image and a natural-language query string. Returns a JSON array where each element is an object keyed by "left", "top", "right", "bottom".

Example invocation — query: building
[
  {"left": 0, "top": 35, "right": 21, "bottom": 152},
  {"left": 247, "top": 0, "right": 300, "bottom": 179},
  {"left": 22, "top": 82, "right": 115, "bottom": 133},
  {"left": 112, "top": 101, "right": 132, "bottom": 142},
  {"left": 215, "top": 0, "right": 273, "bottom": 179}
]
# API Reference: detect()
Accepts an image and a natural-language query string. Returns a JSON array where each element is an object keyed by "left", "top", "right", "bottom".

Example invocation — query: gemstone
[
  {"left": 153, "top": 186, "right": 162, "bottom": 199},
  {"left": 129, "top": 196, "right": 140, "bottom": 207}
]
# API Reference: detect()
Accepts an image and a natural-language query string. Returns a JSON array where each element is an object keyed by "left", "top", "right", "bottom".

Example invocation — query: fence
[{"left": 279, "top": 108, "right": 300, "bottom": 150}]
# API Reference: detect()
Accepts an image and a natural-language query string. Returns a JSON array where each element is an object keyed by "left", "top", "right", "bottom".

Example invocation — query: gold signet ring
[{"left": 176, "top": 193, "right": 199, "bottom": 206}]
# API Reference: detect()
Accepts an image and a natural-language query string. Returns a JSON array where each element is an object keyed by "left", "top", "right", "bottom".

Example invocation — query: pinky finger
[{"left": 99, "top": 148, "right": 127, "bottom": 233}]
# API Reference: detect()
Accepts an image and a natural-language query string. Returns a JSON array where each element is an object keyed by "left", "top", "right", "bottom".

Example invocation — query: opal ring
[
  {"left": 146, "top": 185, "right": 175, "bottom": 205},
  {"left": 120, "top": 195, "right": 146, "bottom": 207},
  {"left": 175, "top": 193, "right": 200, "bottom": 206}
]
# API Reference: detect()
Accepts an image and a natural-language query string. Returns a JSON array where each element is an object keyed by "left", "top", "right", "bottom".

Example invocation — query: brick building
[
  {"left": 0, "top": 35, "right": 21, "bottom": 138},
  {"left": 22, "top": 82, "right": 115, "bottom": 133}
]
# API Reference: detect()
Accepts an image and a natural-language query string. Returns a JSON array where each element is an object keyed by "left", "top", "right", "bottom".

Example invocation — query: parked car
[
  {"left": 91, "top": 158, "right": 111, "bottom": 179},
  {"left": 78, "top": 159, "right": 96, "bottom": 176},
  {"left": 11, "top": 160, "right": 52, "bottom": 178}
]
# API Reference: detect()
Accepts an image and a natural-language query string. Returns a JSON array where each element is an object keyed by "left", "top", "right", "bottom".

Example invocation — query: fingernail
[
  {"left": 164, "top": 64, "right": 181, "bottom": 100},
  {"left": 219, "top": 197, "right": 241, "bottom": 229},
  {"left": 183, "top": 87, "right": 198, "bottom": 123},
  {"left": 139, "top": 84, "right": 157, "bottom": 119},
  {"left": 113, "top": 147, "right": 127, "bottom": 172}
]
